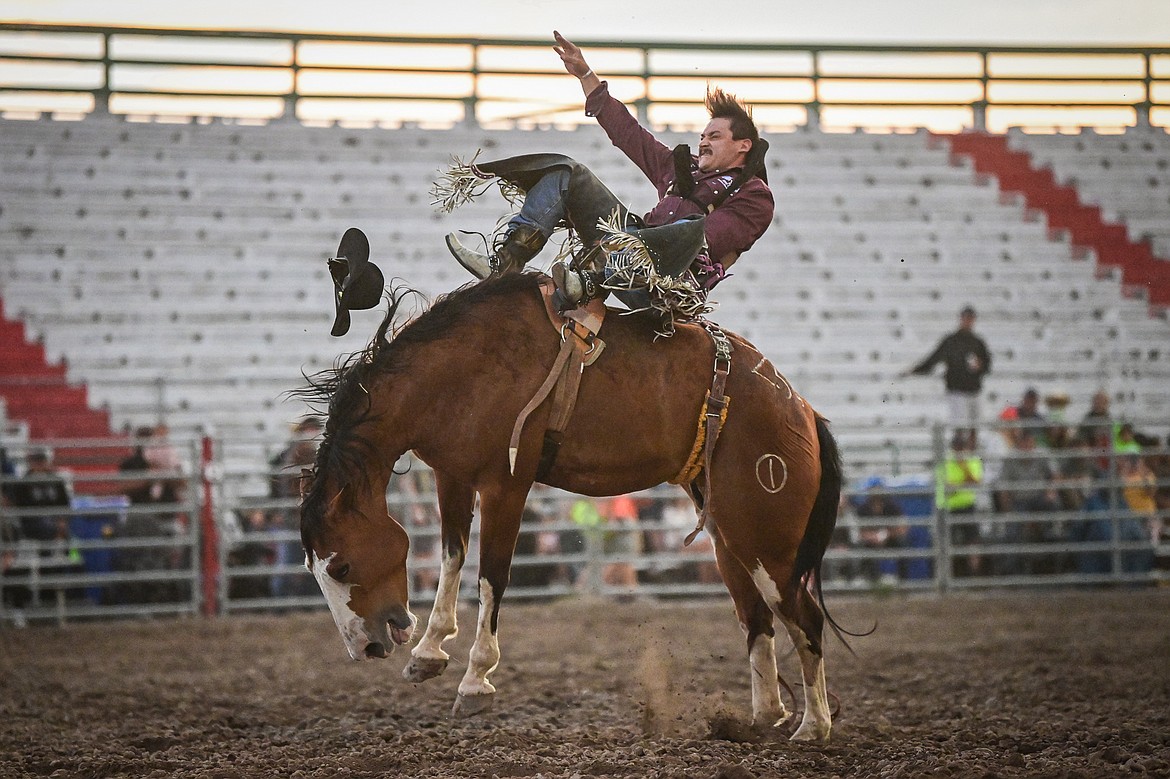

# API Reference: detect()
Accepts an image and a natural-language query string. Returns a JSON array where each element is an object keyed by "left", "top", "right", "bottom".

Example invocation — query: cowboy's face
[{"left": 697, "top": 118, "right": 752, "bottom": 173}]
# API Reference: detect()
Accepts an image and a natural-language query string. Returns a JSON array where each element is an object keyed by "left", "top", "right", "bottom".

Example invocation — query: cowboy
[{"left": 442, "top": 31, "right": 774, "bottom": 311}]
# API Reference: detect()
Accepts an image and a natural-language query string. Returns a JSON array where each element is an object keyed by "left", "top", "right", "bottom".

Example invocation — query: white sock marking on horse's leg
[
  {"left": 750, "top": 563, "right": 830, "bottom": 741},
  {"left": 457, "top": 577, "right": 500, "bottom": 698},
  {"left": 412, "top": 551, "right": 463, "bottom": 662},
  {"left": 746, "top": 565, "right": 792, "bottom": 727},
  {"left": 781, "top": 620, "right": 832, "bottom": 743},
  {"left": 749, "top": 563, "right": 783, "bottom": 607},
  {"left": 747, "top": 632, "right": 788, "bottom": 726}
]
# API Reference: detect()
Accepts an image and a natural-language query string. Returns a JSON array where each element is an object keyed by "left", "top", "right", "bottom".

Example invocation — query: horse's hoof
[
  {"left": 790, "top": 722, "right": 830, "bottom": 743},
  {"left": 753, "top": 709, "right": 792, "bottom": 729},
  {"left": 451, "top": 692, "right": 494, "bottom": 718},
  {"left": 402, "top": 656, "right": 448, "bottom": 683}
]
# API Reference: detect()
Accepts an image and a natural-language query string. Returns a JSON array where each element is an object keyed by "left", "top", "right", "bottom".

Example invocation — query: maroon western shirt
[{"left": 585, "top": 82, "right": 774, "bottom": 270}]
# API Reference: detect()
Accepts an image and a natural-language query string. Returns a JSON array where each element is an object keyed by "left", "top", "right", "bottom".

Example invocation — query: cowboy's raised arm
[{"left": 553, "top": 31, "right": 601, "bottom": 97}]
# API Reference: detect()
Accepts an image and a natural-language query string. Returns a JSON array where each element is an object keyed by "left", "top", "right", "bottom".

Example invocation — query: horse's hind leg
[
  {"left": 404, "top": 471, "right": 474, "bottom": 683},
  {"left": 778, "top": 581, "right": 832, "bottom": 742},
  {"left": 749, "top": 565, "right": 832, "bottom": 743},
  {"left": 712, "top": 533, "right": 790, "bottom": 727}
]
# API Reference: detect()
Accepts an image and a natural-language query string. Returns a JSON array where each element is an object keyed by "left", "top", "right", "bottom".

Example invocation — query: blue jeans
[
  {"left": 510, "top": 170, "right": 650, "bottom": 309},
  {"left": 509, "top": 170, "right": 573, "bottom": 237}
]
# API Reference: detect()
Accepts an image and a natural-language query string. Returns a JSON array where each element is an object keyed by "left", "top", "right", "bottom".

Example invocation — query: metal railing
[
  {"left": 0, "top": 437, "right": 205, "bottom": 624},
  {"left": 2, "top": 420, "right": 1166, "bottom": 627},
  {"left": 2, "top": 23, "right": 1169, "bottom": 132}
]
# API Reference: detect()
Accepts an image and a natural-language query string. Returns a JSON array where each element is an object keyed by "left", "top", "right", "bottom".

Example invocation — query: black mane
[{"left": 297, "top": 272, "right": 544, "bottom": 549}]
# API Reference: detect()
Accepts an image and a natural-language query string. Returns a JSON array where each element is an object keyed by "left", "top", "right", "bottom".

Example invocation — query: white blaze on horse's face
[
  {"left": 309, "top": 551, "right": 369, "bottom": 660},
  {"left": 308, "top": 550, "right": 417, "bottom": 661}
]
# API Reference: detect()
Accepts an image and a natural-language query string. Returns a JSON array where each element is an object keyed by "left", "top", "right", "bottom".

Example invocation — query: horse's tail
[
  {"left": 793, "top": 414, "right": 842, "bottom": 587},
  {"left": 793, "top": 415, "right": 869, "bottom": 650}
]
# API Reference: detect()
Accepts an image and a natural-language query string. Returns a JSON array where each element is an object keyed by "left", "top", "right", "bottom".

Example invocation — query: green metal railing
[{"left": 2, "top": 23, "right": 1169, "bottom": 131}]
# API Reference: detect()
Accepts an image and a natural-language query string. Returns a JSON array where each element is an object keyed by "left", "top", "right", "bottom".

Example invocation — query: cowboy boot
[
  {"left": 551, "top": 260, "right": 602, "bottom": 312},
  {"left": 445, "top": 224, "right": 547, "bottom": 280}
]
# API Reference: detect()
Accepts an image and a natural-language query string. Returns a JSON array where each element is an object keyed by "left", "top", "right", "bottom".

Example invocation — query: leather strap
[
  {"left": 682, "top": 323, "right": 733, "bottom": 547},
  {"left": 508, "top": 279, "right": 606, "bottom": 476}
]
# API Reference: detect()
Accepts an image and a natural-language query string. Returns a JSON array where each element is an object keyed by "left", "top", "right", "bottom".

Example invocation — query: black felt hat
[{"left": 328, "top": 227, "right": 385, "bottom": 337}]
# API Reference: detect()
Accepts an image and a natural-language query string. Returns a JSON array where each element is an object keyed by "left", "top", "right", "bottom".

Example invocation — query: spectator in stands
[
  {"left": 144, "top": 423, "right": 185, "bottom": 499},
  {"left": 264, "top": 508, "right": 301, "bottom": 599},
  {"left": 938, "top": 430, "right": 985, "bottom": 577},
  {"left": 441, "top": 32, "right": 772, "bottom": 312},
  {"left": 655, "top": 495, "right": 719, "bottom": 585},
  {"left": 854, "top": 485, "right": 909, "bottom": 585},
  {"left": 269, "top": 417, "right": 322, "bottom": 500},
  {"left": 0, "top": 544, "right": 29, "bottom": 627},
  {"left": 1056, "top": 434, "right": 1108, "bottom": 513},
  {"left": 268, "top": 417, "right": 323, "bottom": 597},
  {"left": 1117, "top": 452, "right": 1157, "bottom": 573},
  {"left": 994, "top": 428, "right": 1062, "bottom": 575},
  {"left": 1086, "top": 419, "right": 1117, "bottom": 475},
  {"left": 2, "top": 450, "right": 82, "bottom": 618},
  {"left": 1076, "top": 390, "right": 1113, "bottom": 443},
  {"left": 1114, "top": 422, "right": 1142, "bottom": 455},
  {"left": 904, "top": 305, "right": 991, "bottom": 437},
  {"left": 394, "top": 468, "right": 440, "bottom": 595},
  {"left": 1061, "top": 435, "right": 1112, "bottom": 575},
  {"left": 511, "top": 505, "right": 566, "bottom": 591},
  {"left": 2, "top": 448, "right": 28, "bottom": 626},
  {"left": 115, "top": 427, "right": 187, "bottom": 604},
  {"left": 568, "top": 497, "right": 604, "bottom": 589},
  {"left": 1043, "top": 390, "right": 1071, "bottom": 423},
  {"left": 120, "top": 426, "right": 181, "bottom": 506},
  {"left": 1152, "top": 439, "right": 1170, "bottom": 573},
  {"left": 5, "top": 449, "right": 71, "bottom": 543},
  {"left": 982, "top": 406, "right": 1019, "bottom": 489},
  {"left": 602, "top": 494, "right": 642, "bottom": 596},
  {"left": 0, "top": 446, "right": 15, "bottom": 490},
  {"left": 228, "top": 508, "right": 274, "bottom": 600},
  {"left": 1014, "top": 388, "right": 1048, "bottom": 444}
]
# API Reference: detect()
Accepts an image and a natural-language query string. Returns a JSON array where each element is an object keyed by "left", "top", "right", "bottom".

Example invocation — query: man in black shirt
[
  {"left": 3, "top": 450, "right": 70, "bottom": 542},
  {"left": 2, "top": 449, "right": 72, "bottom": 624},
  {"left": 906, "top": 305, "right": 992, "bottom": 437}
]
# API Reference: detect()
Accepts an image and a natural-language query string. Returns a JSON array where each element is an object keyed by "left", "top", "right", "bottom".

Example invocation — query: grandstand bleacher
[{"left": 1, "top": 116, "right": 1168, "bottom": 493}]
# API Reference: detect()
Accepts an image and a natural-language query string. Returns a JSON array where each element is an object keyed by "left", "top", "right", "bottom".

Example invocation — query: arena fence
[
  {"left": 2, "top": 420, "right": 1166, "bottom": 627},
  {"left": 2, "top": 23, "right": 1170, "bottom": 132}
]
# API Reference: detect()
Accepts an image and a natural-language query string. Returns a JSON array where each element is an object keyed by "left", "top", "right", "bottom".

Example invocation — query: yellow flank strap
[{"left": 669, "top": 390, "right": 730, "bottom": 486}]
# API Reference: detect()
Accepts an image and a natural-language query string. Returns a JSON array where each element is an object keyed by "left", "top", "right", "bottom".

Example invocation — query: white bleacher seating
[
  {"left": 2, "top": 116, "right": 1168, "bottom": 490},
  {"left": 1006, "top": 127, "right": 1170, "bottom": 257}
]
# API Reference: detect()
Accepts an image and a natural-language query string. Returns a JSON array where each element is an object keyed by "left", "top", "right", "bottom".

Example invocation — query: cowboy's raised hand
[{"left": 553, "top": 31, "right": 590, "bottom": 79}]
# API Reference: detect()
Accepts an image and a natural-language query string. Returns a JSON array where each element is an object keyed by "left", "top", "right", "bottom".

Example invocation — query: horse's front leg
[
  {"left": 404, "top": 471, "right": 474, "bottom": 683},
  {"left": 452, "top": 483, "right": 529, "bottom": 717}
]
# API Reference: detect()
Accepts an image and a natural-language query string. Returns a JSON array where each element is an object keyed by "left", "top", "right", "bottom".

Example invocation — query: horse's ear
[{"left": 299, "top": 468, "right": 314, "bottom": 501}]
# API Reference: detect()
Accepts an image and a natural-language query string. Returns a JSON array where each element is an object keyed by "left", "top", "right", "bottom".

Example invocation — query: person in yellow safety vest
[{"left": 937, "top": 429, "right": 985, "bottom": 577}]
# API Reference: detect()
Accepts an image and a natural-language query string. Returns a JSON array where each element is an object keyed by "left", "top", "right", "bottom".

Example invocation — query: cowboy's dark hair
[{"left": 705, "top": 87, "right": 759, "bottom": 144}]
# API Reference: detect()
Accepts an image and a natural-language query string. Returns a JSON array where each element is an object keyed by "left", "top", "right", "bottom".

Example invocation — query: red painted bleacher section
[
  {"left": 0, "top": 298, "right": 129, "bottom": 480},
  {"left": 945, "top": 133, "right": 1170, "bottom": 309}
]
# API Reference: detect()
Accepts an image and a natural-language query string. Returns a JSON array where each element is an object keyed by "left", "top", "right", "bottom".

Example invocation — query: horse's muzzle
[{"left": 387, "top": 606, "right": 417, "bottom": 646}]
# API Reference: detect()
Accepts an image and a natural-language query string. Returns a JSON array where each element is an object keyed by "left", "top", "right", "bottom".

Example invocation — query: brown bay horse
[{"left": 299, "top": 272, "right": 845, "bottom": 742}]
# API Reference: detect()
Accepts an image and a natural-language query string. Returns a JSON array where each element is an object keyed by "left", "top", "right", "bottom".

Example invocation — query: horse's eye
[{"left": 332, "top": 563, "right": 350, "bottom": 581}]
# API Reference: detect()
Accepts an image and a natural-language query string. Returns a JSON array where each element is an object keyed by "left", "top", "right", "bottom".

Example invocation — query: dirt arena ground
[{"left": 3, "top": 589, "right": 1169, "bottom": 778}]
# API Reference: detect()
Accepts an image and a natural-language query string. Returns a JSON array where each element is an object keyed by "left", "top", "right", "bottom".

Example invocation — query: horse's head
[{"left": 299, "top": 466, "right": 417, "bottom": 660}]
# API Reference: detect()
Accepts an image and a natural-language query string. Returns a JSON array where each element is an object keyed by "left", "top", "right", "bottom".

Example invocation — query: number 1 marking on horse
[{"left": 755, "top": 453, "right": 789, "bottom": 493}]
